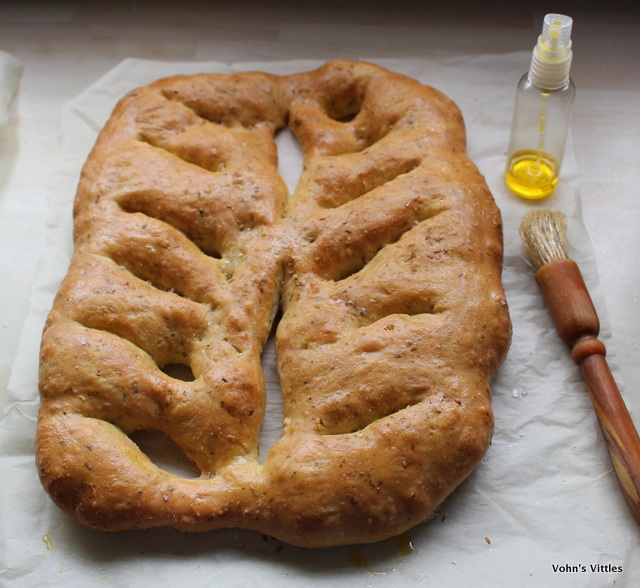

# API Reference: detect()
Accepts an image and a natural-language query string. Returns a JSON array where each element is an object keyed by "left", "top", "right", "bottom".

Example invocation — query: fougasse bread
[{"left": 36, "top": 59, "right": 511, "bottom": 548}]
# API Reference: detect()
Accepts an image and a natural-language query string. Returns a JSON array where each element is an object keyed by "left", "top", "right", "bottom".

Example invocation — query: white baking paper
[
  {"left": 0, "top": 50, "right": 22, "bottom": 129},
  {"left": 2, "top": 55, "right": 639, "bottom": 587}
]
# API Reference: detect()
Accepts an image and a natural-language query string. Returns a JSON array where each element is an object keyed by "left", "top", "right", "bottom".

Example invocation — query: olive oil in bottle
[{"left": 505, "top": 14, "right": 575, "bottom": 200}]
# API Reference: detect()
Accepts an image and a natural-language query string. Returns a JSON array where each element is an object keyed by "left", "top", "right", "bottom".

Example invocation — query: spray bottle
[{"left": 505, "top": 14, "right": 575, "bottom": 200}]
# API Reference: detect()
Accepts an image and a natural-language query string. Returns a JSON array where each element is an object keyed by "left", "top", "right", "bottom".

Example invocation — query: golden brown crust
[{"left": 36, "top": 59, "right": 511, "bottom": 548}]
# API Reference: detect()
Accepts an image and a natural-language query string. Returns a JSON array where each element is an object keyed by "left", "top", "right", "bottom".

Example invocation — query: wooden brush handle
[{"left": 536, "top": 259, "right": 640, "bottom": 525}]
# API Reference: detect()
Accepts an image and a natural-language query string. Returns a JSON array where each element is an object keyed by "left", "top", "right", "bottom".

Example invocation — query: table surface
[{"left": 1, "top": 0, "right": 639, "bottom": 583}]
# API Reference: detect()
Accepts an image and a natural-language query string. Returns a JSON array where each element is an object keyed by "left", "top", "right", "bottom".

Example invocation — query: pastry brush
[{"left": 519, "top": 209, "right": 640, "bottom": 525}]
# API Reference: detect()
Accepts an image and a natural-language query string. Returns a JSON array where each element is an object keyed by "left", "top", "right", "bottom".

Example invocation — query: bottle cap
[{"left": 529, "top": 14, "right": 573, "bottom": 90}]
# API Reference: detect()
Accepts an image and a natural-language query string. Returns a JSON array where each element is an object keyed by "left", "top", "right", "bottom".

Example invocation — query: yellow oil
[
  {"left": 396, "top": 533, "right": 414, "bottom": 556},
  {"left": 505, "top": 149, "right": 558, "bottom": 200},
  {"left": 348, "top": 547, "right": 367, "bottom": 569},
  {"left": 43, "top": 533, "right": 54, "bottom": 551},
  {"left": 347, "top": 533, "right": 415, "bottom": 571}
]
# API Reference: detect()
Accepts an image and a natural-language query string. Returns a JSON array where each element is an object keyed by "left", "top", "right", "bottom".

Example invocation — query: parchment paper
[
  {"left": 0, "top": 50, "right": 22, "bottom": 129},
  {"left": 2, "top": 54, "right": 639, "bottom": 587}
]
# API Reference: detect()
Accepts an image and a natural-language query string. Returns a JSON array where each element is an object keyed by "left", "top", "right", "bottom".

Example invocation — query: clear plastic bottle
[{"left": 505, "top": 14, "right": 576, "bottom": 200}]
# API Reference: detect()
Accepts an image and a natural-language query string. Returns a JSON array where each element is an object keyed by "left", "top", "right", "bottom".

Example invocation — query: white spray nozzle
[
  {"left": 530, "top": 13, "right": 573, "bottom": 90},
  {"left": 542, "top": 14, "right": 573, "bottom": 50}
]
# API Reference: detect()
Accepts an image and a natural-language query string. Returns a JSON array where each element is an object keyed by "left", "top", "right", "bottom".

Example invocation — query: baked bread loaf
[{"left": 37, "top": 59, "right": 511, "bottom": 548}]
